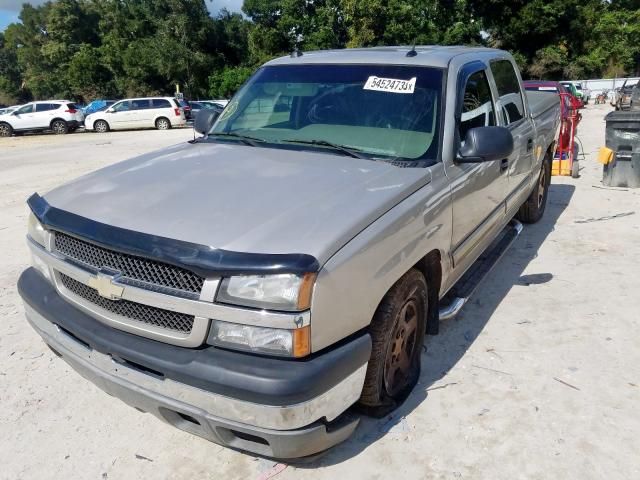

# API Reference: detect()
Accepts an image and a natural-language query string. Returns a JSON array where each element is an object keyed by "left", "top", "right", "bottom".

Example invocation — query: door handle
[
  {"left": 500, "top": 158, "right": 509, "bottom": 172},
  {"left": 527, "top": 138, "right": 533, "bottom": 151}
]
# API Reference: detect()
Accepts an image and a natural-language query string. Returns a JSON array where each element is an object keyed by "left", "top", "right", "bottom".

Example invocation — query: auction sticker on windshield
[{"left": 364, "top": 76, "right": 416, "bottom": 94}]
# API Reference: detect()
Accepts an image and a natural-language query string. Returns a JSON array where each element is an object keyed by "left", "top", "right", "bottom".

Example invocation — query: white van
[{"left": 84, "top": 97, "right": 187, "bottom": 132}]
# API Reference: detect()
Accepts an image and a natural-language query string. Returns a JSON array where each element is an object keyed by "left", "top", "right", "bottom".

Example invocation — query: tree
[{"left": 208, "top": 66, "right": 254, "bottom": 98}]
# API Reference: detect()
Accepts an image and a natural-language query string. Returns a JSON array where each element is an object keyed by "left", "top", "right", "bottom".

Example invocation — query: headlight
[
  {"left": 28, "top": 212, "right": 46, "bottom": 247},
  {"left": 209, "top": 320, "right": 310, "bottom": 357},
  {"left": 27, "top": 213, "right": 52, "bottom": 282},
  {"left": 216, "top": 273, "right": 315, "bottom": 311}
]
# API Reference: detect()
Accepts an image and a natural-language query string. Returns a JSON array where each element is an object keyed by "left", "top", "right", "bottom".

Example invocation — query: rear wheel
[
  {"left": 0, "top": 122, "right": 12, "bottom": 137},
  {"left": 51, "top": 119, "right": 68, "bottom": 135},
  {"left": 359, "top": 269, "right": 427, "bottom": 414},
  {"left": 155, "top": 117, "right": 171, "bottom": 130},
  {"left": 516, "top": 156, "right": 551, "bottom": 224},
  {"left": 94, "top": 120, "right": 109, "bottom": 133}
]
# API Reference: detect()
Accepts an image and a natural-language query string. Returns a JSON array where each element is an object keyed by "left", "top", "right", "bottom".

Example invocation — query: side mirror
[
  {"left": 456, "top": 126, "right": 514, "bottom": 163},
  {"left": 194, "top": 109, "right": 220, "bottom": 135},
  {"left": 106, "top": 108, "right": 115, "bottom": 113}
]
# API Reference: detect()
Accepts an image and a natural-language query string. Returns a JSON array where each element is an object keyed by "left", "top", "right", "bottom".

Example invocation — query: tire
[
  {"left": 94, "top": 120, "right": 109, "bottom": 133},
  {"left": 0, "top": 122, "right": 13, "bottom": 137},
  {"left": 516, "top": 155, "right": 551, "bottom": 224},
  {"left": 51, "top": 119, "right": 68, "bottom": 135},
  {"left": 155, "top": 117, "right": 171, "bottom": 130},
  {"left": 571, "top": 160, "right": 580, "bottom": 179},
  {"left": 359, "top": 268, "right": 428, "bottom": 414}
]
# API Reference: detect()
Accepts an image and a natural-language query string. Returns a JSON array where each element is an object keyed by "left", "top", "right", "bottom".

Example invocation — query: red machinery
[{"left": 552, "top": 91, "right": 580, "bottom": 178}]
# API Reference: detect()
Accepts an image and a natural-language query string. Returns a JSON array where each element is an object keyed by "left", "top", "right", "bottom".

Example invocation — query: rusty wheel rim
[
  {"left": 384, "top": 298, "right": 419, "bottom": 397},
  {"left": 537, "top": 164, "right": 546, "bottom": 208}
]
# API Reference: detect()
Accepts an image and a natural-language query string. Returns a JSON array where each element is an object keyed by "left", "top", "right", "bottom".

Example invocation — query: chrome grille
[
  {"left": 54, "top": 232, "right": 204, "bottom": 294},
  {"left": 59, "top": 273, "right": 195, "bottom": 333}
]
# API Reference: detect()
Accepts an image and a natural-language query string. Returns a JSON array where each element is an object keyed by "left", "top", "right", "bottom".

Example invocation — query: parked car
[
  {"left": 84, "top": 97, "right": 187, "bottom": 132},
  {"left": 0, "top": 105, "right": 20, "bottom": 116},
  {"left": 574, "top": 84, "right": 590, "bottom": 104},
  {"left": 0, "top": 101, "right": 84, "bottom": 137},
  {"left": 615, "top": 83, "right": 636, "bottom": 111},
  {"left": 177, "top": 99, "right": 192, "bottom": 120},
  {"left": 189, "top": 101, "right": 224, "bottom": 121},
  {"left": 559, "top": 82, "right": 584, "bottom": 109},
  {"left": 203, "top": 99, "right": 229, "bottom": 107},
  {"left": 19, "top": 46, "right": 560, "bottom": 459},
  {"left": 82, "top": 100, "right": 116, "bottom": 116}
]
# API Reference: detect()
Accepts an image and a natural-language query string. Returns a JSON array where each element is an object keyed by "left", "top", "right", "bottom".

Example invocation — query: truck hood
[{"left": 44, "top": 142, "right": 431, "bottom": 265}]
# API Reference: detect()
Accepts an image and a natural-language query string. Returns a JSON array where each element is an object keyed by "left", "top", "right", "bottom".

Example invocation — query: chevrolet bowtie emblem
[{"left": 88, "top": 269, "right": 125, "bottom": 300}]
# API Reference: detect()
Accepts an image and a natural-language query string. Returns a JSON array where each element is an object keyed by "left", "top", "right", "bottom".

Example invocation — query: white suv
[
  {"left": 84, "top": 97, "right": 187, "bottom": 133},
  {"left": 0, "top": 101, "right": 84, "bottom": 137}
]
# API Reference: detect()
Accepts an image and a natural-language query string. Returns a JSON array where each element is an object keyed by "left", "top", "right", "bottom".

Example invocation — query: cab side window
[
  {"left": 459, "top": 70, "right": 496, "bottom": 143},
  {"left": 130, "top": 99, "right": 150, "bottom": 110},
  {"left": 152, "top": 99, "right": 171, "bottom": 109},
  {"left": 112, "top": 101, "right": 130, "bottom": 112},
  {"left": 16, "top": 104, "right": 34, "bottom": 114},
  {"left": 490, "top": 60, "right": 525, "bottom": 125},
  {"left": 36, "top": 103, "right": 58, "bottom": 112}
]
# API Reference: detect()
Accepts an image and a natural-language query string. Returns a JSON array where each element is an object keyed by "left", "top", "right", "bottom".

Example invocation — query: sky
[{"left": 0, "top": 0, "right": 243, "bottom": 31}]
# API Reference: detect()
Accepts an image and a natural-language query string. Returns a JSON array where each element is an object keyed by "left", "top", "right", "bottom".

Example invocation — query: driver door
[
  {"left": 107, "top": 100, "right": 133, "bottom": 129},
  {"left": 10, "top": 104, "right": 36, "bottom": 130}
]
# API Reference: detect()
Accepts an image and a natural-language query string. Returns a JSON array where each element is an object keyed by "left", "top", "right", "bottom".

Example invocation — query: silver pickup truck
[{"left": 19, "top": 46, "right": 560, "bottom": 459}]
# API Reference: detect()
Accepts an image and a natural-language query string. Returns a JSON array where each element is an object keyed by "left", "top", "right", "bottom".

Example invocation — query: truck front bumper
[{"left": 18, "top": 268, "right": 371, "bottom": 458}]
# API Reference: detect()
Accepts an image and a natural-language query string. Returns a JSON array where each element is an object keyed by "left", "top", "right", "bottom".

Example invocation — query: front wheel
[
  {"left": 51, "top": 119, "right": 68, "bottom": 135},
  {"left": 0, "top": 122, "right": 13, "bottom": 137},
  {"left": 155, "top": 117, "right": 171, "bottom": 130},
  {"left": 359, "top": 269, "right": 428, "bottom": 414},
  {"left": 516, "top": 157, "right": 551, "bottom": 224},
  {"left": 94, "top": 120, "right": 109, "bottom": 133}
]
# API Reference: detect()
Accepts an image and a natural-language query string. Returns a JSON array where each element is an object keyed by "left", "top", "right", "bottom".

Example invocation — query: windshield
[{"left": 210, "top": 64, "right": 443, "bottom": 162}]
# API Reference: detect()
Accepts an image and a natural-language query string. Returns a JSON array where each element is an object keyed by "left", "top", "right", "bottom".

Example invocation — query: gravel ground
[{"left": 1, "top": 110, "right": 639, "bottom": 480}]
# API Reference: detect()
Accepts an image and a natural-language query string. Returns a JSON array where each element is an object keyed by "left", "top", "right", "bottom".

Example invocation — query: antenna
[{"left": 406, "top": 41, "right": 417, "bottom": 57}]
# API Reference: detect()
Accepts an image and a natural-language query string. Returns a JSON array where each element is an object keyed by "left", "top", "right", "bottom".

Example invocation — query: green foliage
[
  {"left": 208, "top": 66, "right": 254, "bottom": 98},
  {"left": 1, "top": 0, "right": 640, "bottom": 103}
]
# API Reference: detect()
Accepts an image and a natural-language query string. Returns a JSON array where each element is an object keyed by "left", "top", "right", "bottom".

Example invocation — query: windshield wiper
[
  {"left": 210, "top": 132, "right": 266, "bottom": 146},
  {"left": 282, "top": 139, "right": 366, "bottom": 159}
]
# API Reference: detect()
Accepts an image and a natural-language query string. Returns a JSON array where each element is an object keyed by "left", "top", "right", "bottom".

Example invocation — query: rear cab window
[{"left": 490, "top": 60, "right": 526, "bottom": 125}]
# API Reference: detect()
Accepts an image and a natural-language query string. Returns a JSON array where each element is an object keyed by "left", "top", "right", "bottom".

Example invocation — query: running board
[{"left": 438, "top": 219, "right": 523, "bottom": 321}]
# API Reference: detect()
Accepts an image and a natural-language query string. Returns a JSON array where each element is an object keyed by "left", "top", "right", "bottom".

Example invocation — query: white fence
[{"left": 570, "top": 77, "right": 640, "bottom": 96}]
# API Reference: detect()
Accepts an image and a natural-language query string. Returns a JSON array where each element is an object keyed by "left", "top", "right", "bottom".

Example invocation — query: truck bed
[
  {"left": 527, "top": 90, "right": 562, "bottom": 154},
  {"left": 526, "top": 90, "right": 561, "bottom": 119}
]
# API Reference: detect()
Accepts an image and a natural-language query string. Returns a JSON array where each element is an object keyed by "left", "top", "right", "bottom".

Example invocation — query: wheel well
[
  {"left": 50, "top": 117, "right": 66, "bottom": 126},
  {"left": 413, "top": 250, "right": 442, "bottom": 335},
  {"left": 156, "top": 116, "right": 169, "bottom": 124}
]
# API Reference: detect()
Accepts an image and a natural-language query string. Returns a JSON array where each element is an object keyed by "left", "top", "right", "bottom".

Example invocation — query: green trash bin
[{"left": 604, "top": 111, "right": 640, "bottom": 188}]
